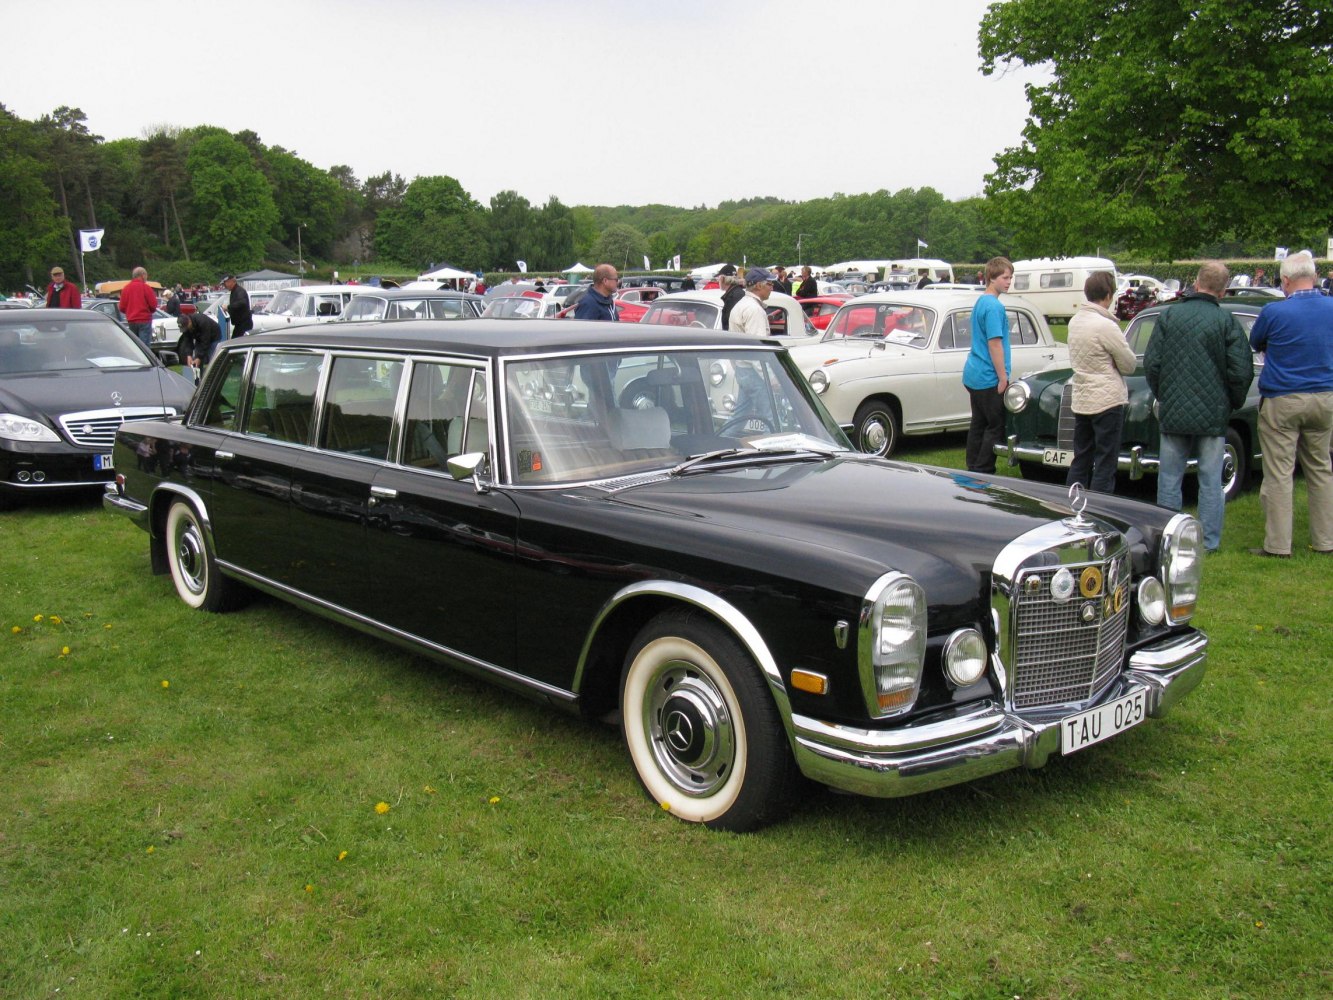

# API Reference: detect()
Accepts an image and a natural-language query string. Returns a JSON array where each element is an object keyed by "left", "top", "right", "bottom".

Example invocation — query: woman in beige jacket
[{"left": 1066, "top": 271, "right": 1139, "bottom": 493}]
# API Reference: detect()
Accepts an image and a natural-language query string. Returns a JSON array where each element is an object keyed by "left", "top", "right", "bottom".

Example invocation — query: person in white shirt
[{"left": 728, "top": 267, "right": 775, "bottom": 337}]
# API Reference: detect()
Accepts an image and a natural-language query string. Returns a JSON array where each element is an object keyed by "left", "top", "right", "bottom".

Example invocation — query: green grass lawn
[{"left": 2, "top": 445, "right": 1329, "bottom": 998}]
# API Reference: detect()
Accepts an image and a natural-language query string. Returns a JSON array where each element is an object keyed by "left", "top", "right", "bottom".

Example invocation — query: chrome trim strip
[{"left": 217, "top": 560, "right": 579, "bottom": 706}]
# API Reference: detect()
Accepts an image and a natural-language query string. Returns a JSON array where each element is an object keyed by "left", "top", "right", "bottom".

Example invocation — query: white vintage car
[
  {"left": 788, "top": 290, "right": 1069, "bottom": 456},
  {"left": 249, "top": 285, "right": 364, "bottom": 333},
  {"left": 639, "top": 290, "right": 821, "bottom": 344}
]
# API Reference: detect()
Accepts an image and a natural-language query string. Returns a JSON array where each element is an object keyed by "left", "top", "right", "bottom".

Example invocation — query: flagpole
[{"left": 79, "top": 249, "right": 86, "bottom": 293}]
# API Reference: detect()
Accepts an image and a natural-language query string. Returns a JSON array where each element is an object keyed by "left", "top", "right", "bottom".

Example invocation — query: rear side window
[
  {"left": 319, "top": 356, "right": 404, "bottom": 461},
  {"left": 1008, "top": 310, "right": 1040, "bottom": 345},
  {"left": 244, "top": 353, "right": 323, "bottom": 444},
  {"left": 199, "top": 354, "right": 246, "bottom": 430},
  {"left": 401, "top": 362, "right": 487, "bottom": 470}
]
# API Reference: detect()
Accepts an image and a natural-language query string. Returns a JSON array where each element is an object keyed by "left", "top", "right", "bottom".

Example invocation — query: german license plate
[
  {"left": 94, "top": 453, "right": 114, "bottom": 471},
  {"left": 1060, "top": 688, "right": 1146, "bottom": 755},
  {"left": 1042, "top": 448, "right": 1073, "bottom": 467}
]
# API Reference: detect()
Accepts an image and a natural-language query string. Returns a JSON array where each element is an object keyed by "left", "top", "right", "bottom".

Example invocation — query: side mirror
[{"left": 447, "top": 451, "right": 492, "bottom": 494}]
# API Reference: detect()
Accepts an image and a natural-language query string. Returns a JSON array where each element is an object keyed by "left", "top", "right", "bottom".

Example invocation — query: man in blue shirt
[
  {"left": 574, "top": 264, "right": 620, "bottom": 321},
  {"left": 963, "top": 256, "right": 1013, "bottom": 473},
  {"left": 1248, "top": 251, "right": 1333, "bottom": 556}
]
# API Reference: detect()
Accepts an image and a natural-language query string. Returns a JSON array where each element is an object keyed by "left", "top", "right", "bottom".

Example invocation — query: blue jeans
[
  {"left": 1157, "top": 433, "right": 1225, "bottom": 551},
  {"left": 129, "top": 321, "right": 153, "bottom": 349}
]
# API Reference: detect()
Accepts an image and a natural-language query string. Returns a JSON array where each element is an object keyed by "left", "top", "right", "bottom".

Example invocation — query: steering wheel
[{"left": 718, "top": 414, "right": 776, "bottom": 437}]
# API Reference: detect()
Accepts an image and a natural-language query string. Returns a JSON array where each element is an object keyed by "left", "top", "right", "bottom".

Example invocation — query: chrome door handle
[
  {"left": 368, "top": 485, "right": 397, "bottom": 506},
  {"left": 215, "top": 450, "right": 234, "bottom": 460}
]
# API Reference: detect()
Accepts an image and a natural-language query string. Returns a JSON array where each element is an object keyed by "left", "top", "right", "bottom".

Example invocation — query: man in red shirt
[
  {"left": 45, "top": 266, "right": 82, "bottom": 309},
  {"left": 118, "top": 266, "right": 158, "bottom": 348}
]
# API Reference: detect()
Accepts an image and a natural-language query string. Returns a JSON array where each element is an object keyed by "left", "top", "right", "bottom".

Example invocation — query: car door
[
  {"left": 928, "top": 309, "right": 976, "bottom": 430},
  {"left": 1007, "top": 307, "right": 1063, "bottom": 378},
  {"left": 205, "top": 349, "right": 324, "bottom": 586},
  {"left": 359, "top": 360, "right": 523, "bottom": 673}
]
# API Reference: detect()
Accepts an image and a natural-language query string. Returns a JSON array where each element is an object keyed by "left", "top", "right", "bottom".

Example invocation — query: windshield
[
  {"left": 503, "top": 348, "right": 846, "bottom": 485},
  {"left": 265, "top": 289, "right": 306, "bottom": 317},
  {"left": 344, "top": 296, "right": 388, "bottom": 321},
  {"left": 823, "top": 303, "right": 936, "bottom": 348},
  {"left": 484, "top": 296, "right": 546, "bottom": 318},
  {"left": 0, "top": 317, "right": 152, "bottom": 373},
  {"left": 641, "top": 301, "right": 720, "bottom": 329}
]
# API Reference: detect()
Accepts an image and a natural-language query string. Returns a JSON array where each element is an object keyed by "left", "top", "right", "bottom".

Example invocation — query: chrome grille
[
  {"left": 59, "top": 407, "right": 174, "bottom": 448},
  {"left": 1010, "top": 556, "right": 1130, "bottom": 709},
  {"left": 1056, "top": 384, "right": 1076, "bottom": 449}
]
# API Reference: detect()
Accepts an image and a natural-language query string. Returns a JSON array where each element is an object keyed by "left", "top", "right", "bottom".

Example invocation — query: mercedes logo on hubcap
[{"left": 665, "top": 710, "right": 694, "bottom": 753}]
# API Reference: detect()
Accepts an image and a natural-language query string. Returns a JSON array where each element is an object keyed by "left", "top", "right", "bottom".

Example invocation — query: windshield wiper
[{"left": 669, "top": 445, "right": 836, "bottom": 477}]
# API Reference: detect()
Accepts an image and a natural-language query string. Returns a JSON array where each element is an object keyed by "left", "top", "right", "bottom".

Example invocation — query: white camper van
[{"left": 1009, "top": 256, "right": 1118, "bottom": 322}]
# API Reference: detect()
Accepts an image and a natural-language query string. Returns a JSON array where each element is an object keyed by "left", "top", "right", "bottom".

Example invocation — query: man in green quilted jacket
[{"left": 1144, "top": 261, "right": 1254, "bottom": 552}]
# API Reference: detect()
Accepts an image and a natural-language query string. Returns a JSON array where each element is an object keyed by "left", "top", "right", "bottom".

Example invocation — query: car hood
[
  {"left": 601, "top": 455, "right": 1087, "bottom": 603},
  {"left": 0, "top": 366, "right": 194, "bottom": 417},
  {"left": 788, "top": 340, "right": 918, "bottom": 374}
]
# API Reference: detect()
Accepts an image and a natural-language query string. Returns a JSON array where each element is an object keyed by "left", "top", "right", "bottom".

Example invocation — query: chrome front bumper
[
  {"left": 789, "top": 629, "right": 1207, "bottom": 798},
  {"left": 998, "top": 436, "right": 1155, "bottom": 480}
]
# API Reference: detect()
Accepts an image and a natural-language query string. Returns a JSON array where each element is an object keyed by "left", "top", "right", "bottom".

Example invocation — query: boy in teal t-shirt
[{"left": 963, "top": 258, "right": 1014, "bottom": 472}]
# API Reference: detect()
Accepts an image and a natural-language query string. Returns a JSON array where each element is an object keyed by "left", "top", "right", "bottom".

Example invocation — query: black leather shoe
[{"left": 1248, "top": 547, "right": 1290, "bottom": 558}]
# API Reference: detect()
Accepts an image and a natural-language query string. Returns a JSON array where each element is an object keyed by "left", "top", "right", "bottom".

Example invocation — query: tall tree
[
  {"left": 0, "top": 105, "right": 67, "bottom": 288},
  {"left": 590, "top": 223, "right": 649, "bottom": 270},
  {"left": 185, "top": 132, "right": 279, "bottom": 272},
  {"left": 374, "top": 175, "right": 487, "bottom": 269},
  {"left": 488, "top": 190, "right": 534, "bottom": 272},
  {"left": 36, "top": 106, "right": 102, "bottom": 268},
  {"left": 142, "top": 128, "right": 190, "bottom": 259},
  {"left": 980, "top": 0, "right": 1333, "bottom": 258},
  {"left": 533, "top": 196, "right": 574, "bottom": 270}
]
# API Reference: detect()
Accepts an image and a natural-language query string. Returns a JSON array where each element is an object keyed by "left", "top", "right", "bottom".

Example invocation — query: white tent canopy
[
  {"left": 563, "top": 262, "right": 594, "bottom": 274},
  {"left": 688, "top": 262, "right": 731, "bottom": 280},
  {"left": 418, "top": 265, "right": 474, "bottom": 281}
]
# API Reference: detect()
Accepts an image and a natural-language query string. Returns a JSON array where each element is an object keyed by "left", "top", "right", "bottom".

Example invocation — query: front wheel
[
  {"left": 621, "top": 610, "right": 799, "bottom": 831},
  {"left": 1222, "top": 426, "right": 1248, "bottom": 502},
  {"left": 853, "top": 399, "right": 901, "bottom": 457},
  {"left": 165, "top": 500, "right": 243, "bottom": 612}
]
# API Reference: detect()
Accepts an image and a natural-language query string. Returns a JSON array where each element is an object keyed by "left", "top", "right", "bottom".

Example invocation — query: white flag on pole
[
  {"left": 516, "top": 259, "right": 527, "bottom": 273},
  {"left": 79, "top": 228, "right": 105, "bottom": 253},
  {"left": 643, "top": 255, "right": 651, "bottom": 270},
  {"left": 672, "top": 254, "right": 681, "bottom": 270},
  {"left": 916, "top": 238, "right": 928, "bottom": 250}
]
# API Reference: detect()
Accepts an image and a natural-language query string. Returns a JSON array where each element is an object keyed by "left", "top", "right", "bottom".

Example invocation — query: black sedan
[
  {"left": 998, "top": 299, "right": 1265, "bottom": 500},
  {"left": 0, "top": 309, "right": 196, "bottom": 507},
  {"left": 104, "top": 320, "right": 1209, "bottom": 830}
]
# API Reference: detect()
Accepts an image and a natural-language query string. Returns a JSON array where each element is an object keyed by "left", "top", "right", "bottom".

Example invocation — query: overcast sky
[{"left": 7, "top": 0, "right": 1044, "bottom": 209}]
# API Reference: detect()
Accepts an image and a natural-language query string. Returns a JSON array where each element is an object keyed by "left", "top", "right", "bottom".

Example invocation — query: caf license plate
[
  {"left": 94, "top": 453, "right": 114, "bottom": 471},
  {"left": 1042, "top": 448, "right": 1073, "bottom": 467},
  {"left": 1060, "top": 689, "right": 1147, "bottom": 755}
]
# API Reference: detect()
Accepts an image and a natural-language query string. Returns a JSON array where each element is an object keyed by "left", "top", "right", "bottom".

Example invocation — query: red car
[{"left": 797, "top": 295, "right": 852, "bottom": 331}]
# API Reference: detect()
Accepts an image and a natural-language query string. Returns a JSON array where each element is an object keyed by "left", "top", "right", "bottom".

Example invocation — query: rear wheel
[
  {"left": 621, "top": 610, "right": 798, "bottom": 831},
  {"left": 853, "top": 399, "right": 901, "bottom": 457},
  {"left": 165, "top": 499, "right": 243, "bottom": 612},
  {"left": 1222, "top": 426, "right": 1248, "bottom": 502}
]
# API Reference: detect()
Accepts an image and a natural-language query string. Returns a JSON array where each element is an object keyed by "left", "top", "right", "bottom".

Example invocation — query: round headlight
[
  {"left": 943, "top": 628, "right": 988, "bottom": 687},
  {"left": 709, "top": 361, "right": 727, "bottom": 386},
  {"left": 1137, "top": 576, "right": 1166, "bottom": 625},
  {"left": 809, "top": 369, "right": 828, "bottom": 395},
  {"left": 721, "top": 393, "right": 736, "bottom": 412},
  {"left": 1004, "top": 380, "right": 1031, "bottom": 413},
  {"left": 1050, "top": 567, "right": 1076, "bottom": 602}
]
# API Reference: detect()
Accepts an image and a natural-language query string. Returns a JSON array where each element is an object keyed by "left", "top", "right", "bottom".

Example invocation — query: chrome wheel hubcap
[{"left": 644, "top": 661, "right": 736, "bottom": 797}]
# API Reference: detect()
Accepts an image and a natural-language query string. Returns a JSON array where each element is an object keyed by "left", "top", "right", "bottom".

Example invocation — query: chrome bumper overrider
[
  {"left": 790, "top": 630, "right": 1207, "bottom": 798},
  {"left": 102, "top": 481, "right": 151, "bottom": 530},
  {"left": 998, "top": 436, "right": 1154, "bottom": 480}
]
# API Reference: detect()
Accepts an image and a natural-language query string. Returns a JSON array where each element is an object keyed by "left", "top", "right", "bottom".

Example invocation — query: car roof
[
  {"left": 1135, "top": 298, "right": 1263, "bottom": 319},
  {"left": 348, "top": 288, "right": 481, "bottom": 301},
  {"left": 275, "top": 284, "right": 353, "bottom": 294},
  {"left": 231, "top": 318, "right": 774, "bottom": 360}
]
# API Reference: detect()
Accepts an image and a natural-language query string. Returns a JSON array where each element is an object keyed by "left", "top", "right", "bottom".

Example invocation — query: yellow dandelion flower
[
  {"left": 1255, "top": 921, "right": 1264, "bottom": 928},
  {"left": 337, "top": 850, "right": 348, "bottom": 862},
  {"left": 161, "top": 680, "right": 170, "bottom": 689},
  {"left": 488, "top": 796, "right": 500, "bottom": 805},
  {"left": 10, "top": 626, "right": 20, "bottom": 634},
  {"left": 423, "top": 785, "right": 437, "bottom": 795},
  {"left": 304, "top": 884, "right": 314, "bottom": 893},
  {"left": 661, "top": 802, "right": 671, "bottom": 811},
  {"left": 61, "top": 646, "right": 71, "bottom": 656},
  {"left": 49, "top": 615, "right": 63, "bottom": 624},
  {"left": 146, "top": 845, "right": 155, "bottom": 854},
  {"left": 33, "top": 614, "right": 44, "bottom": 623},
  {"left": 374, "top": 801, "right": 390, "bottom": 815},
  {"left": 104, "top": 623, "right": 113, "bottom": 630}
]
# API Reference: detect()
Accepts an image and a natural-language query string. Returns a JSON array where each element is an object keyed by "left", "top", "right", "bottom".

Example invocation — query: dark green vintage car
[{"left": 997, "top": 299, "right": 1265, "bottom": 500}]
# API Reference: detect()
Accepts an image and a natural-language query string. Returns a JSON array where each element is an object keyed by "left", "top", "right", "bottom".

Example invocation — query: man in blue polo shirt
[
  {"left": 1248, "top": 251, "right": 1333, "bottom": 557},
  {"left": 963, "top": 256, "right": 1013, "bottom": 473}
]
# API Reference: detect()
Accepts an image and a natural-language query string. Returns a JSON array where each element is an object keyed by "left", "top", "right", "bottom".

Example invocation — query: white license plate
[
  {"left": 94, "top": 453, "right": 114, "bottom": 471},
  {"left": 1043, "top": 448, "right": 1073, "bottom": 467},
  {"left": 1060, "top": 689, "right": 1147, "bottom": 755}
]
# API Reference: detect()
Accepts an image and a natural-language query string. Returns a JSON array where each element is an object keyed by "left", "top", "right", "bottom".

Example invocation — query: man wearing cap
[
  {"left": 45, "top": 266, "right": 81, "bottom": 309},
  {"left": 222, "top": 275, "right": 253, "bottom": 339},
  {"left": 177, "top": 310, "right": 222, "bottom": 379},
  {"left": 728, "top": 268, "right": 775, "bottom": 337},
  {"left": 118, "top": 266, "right": 158, "bottom": 348},
  {"left": 573, "top": 264, "right": 620, "bottom": 321}
]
